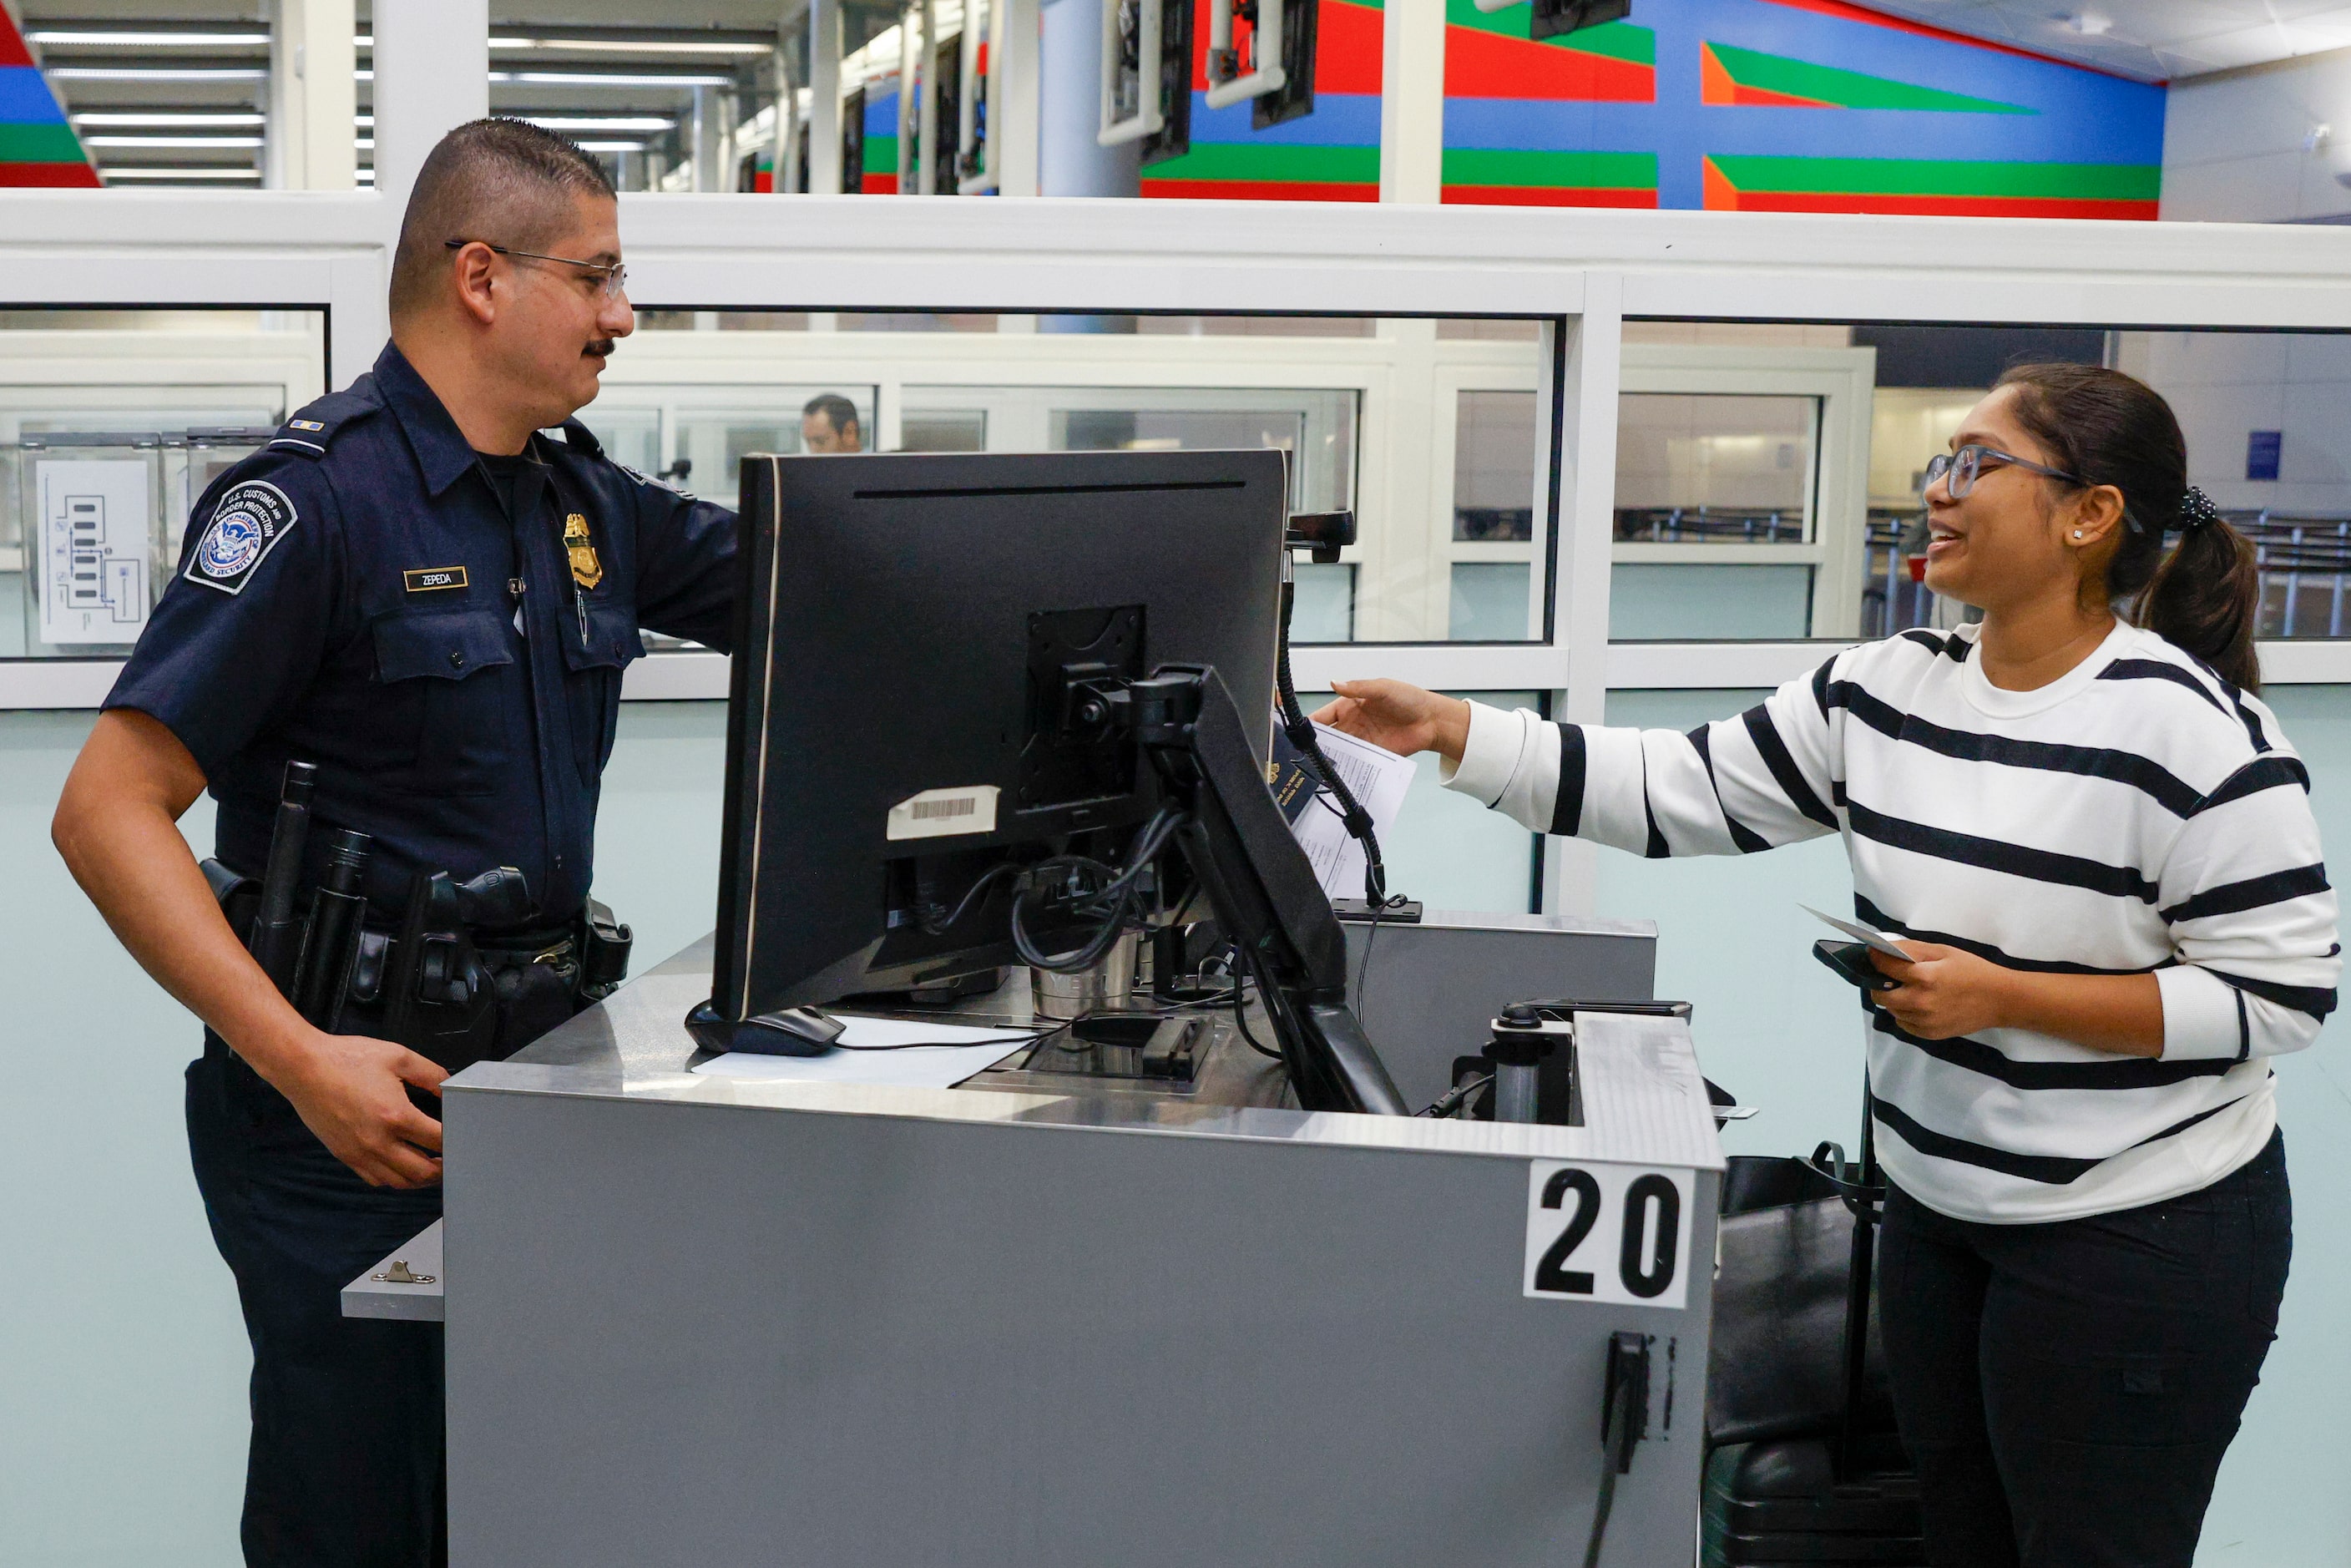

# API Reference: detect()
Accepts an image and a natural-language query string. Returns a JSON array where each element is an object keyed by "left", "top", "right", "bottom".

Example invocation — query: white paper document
[
  {"left": 1801, "top": 904, "right": 1913, "bottom": 960},
  {"left": 690, "top": 1016, "right": 1039, "bottom": 1090},
  {"left": 1280, "top": 722, "right": 1416, "bottom": 902}
]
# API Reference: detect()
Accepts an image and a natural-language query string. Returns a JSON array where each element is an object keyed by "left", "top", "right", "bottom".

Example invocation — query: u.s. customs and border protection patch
[
  {"left": 563, "top": 512, "right": 603, "bottom": 591},
  {"left": 186, "top": 480, "right": 297, "bottom": 595}
]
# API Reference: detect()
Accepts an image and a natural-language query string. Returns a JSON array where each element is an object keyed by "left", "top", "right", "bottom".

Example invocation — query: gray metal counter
[{"left": 432, "top": 939, "right": 1725, "bottom": 1567}]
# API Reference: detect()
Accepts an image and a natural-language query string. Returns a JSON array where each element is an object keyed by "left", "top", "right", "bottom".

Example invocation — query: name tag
[{"left": 403, "top": 565, "right": 468, "bottom": 593}]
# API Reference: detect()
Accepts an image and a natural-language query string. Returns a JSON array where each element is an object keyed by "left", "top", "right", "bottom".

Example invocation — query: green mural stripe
[
  {"left": 1443, "top": 0, "right": 1654, "bottom": 64},
  {"left": 1141, "top": 141, "right": 1382, "bottom": 184},
  {"left": 1440, "top": 148, "right": 1656, "bottom": 188},
  {"left": 1706, "top": 41, "right": 2030, "bottom": 114},
  {"left": 862, "top": 133, "right": 898, "bottom": 176},
  {"left": 0, "top": 120, "right": 85, "bottom": 163},
  {"left": 1711, "top": 154, "right": 2158, "bottom": 200}
]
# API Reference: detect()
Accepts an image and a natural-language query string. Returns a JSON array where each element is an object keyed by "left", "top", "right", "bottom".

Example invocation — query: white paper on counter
[
  {"left": 1288, "top": 723, "right": 1415, "bottom": 901},
  {"left": 690, "top": 1016, "right": 1040, "bottom": 1090}
]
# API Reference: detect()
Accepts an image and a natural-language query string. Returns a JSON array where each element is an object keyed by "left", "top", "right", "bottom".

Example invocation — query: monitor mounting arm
[{"left": 1086, "top": 664, "right": 1407, "bottom": 1115}]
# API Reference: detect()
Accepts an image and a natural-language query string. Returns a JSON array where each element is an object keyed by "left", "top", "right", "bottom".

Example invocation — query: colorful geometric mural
[
  {"left": 0, "top": 12, "right": 100, "bottom": 187},
  {"left": 1137, "top": 0, "right": 2162, "bottom": 219},
  {"left": 1140, "top": 0, "right": 1385, "bottom": 202}
]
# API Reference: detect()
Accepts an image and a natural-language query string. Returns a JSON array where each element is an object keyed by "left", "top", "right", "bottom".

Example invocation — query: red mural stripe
[
  {"left": 0, "top": 163, "right": 103, "bottom": 187},
  {"left": 1190, "top": 0, "right": 1383, "bottom": 94},
  {"left": 861, "top": 173, "right": 899, "bottom": 195},
  {"left": 1729, "top": 189, "right": 2160, "bottom": 220},
  {"left": 1140, "top": 177, "right": 1379, "bottom": 202},
  {"left": 1441, "top": 185, "right": 1657, "bottom": 208},
  {"left": 1756, "top": 0, "right": 2101, "bottom": 74},
  {"left": 1731, "top": 83, "right": 1836, "bottom": 108},
  {"left": 1444, "top": 25, "right": 1654, "bottom": 102},
  {"left": 0, "top": 16, "right": 35, "bottom": 68}
]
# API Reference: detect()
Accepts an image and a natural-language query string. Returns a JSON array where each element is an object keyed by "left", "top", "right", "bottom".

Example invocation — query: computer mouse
[{"left": 730, "top": 1005, "right": 848, "bottom": 1056}]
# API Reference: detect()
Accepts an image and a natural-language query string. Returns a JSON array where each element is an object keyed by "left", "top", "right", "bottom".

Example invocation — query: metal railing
[{"left": 1613, "top": 506, "right": 1807, "bottom": 544}]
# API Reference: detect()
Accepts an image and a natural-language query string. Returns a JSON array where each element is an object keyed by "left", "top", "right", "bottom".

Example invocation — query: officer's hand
[
  {"left": 1868, "top": 943, "right": 2013, "bottom": 1041},
  {"left": 271, "top": 1032, "right": 449, "bottom": 1188},
  {"left": 1316, "top": 680, "right": 1472, "bottom": 763}
]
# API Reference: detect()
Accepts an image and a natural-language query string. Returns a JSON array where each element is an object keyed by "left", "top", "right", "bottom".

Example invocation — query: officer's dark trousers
[
  {"left": 187, "top": 1040, "right": 447, "bottom": 1567},
  {"left": 1877, "top": 1129, "right": 2290, "bottom": 1568}
]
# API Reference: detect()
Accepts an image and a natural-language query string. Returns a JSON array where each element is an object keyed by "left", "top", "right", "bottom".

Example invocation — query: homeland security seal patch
[{"left": 186, "top": 480, "right": 297, "bottom": 595}]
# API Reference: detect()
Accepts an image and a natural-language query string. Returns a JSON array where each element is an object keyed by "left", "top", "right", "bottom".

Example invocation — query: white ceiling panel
[{"left": 1849, "top": 2, "right": 2351, "bottom": 81}]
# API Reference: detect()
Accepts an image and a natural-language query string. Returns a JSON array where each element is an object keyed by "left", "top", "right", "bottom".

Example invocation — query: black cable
[
  {"left": 1582, "top": 1458, "right": 1620, "bottom": 1568},
  {"left": 1416, "top": 1072, "right": 1492, "bottom": 1119},
  {"left": 1277, "top": 569, "right": 1388, "bottom": 908},
  {"left": 918, "top": 861, "right": 1022, "bottom": 936},
  {"left": 1229, "top": 954, "right": 1281, "bottom": 1060},
  {"left": 1010, "top": 804, "right": 1188, "bottom": 974}
]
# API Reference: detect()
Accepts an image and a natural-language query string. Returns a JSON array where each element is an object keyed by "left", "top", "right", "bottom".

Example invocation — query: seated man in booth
[{"left": 801, "top": 392, "right": 865, "bottom": 453}]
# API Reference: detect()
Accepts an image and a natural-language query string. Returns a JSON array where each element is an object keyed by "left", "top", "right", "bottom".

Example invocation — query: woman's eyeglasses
[
  {"left": 1924, "top": 444, "right": 2086, "bottom": 500},
  {"left": 444, "top": 238, "right": 627, "bottom": 300}
]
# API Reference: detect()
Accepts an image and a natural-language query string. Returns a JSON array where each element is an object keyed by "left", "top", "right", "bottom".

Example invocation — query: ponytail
[
  {"left": 1995, "top": 363, "right": 2263, "bottom": 690},
  {"left": 2131, "top": 488, "right": 2261, "bottom": 692}
]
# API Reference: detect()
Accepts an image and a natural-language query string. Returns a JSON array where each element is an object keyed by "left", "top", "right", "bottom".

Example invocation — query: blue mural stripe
[
  {"left": 1442, "top": 99, "right": 2162, "bottom": 163},
  {"left": 1186, "top": 94, "right": 1383, "bottom": 147},
  {"left": 0, "top": 66, "right": 68, "bottom": 124}
]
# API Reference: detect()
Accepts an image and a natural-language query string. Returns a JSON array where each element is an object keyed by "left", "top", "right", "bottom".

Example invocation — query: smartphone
[{"left": 1813, "top": 938, "right": 1901, "bottom": 993}]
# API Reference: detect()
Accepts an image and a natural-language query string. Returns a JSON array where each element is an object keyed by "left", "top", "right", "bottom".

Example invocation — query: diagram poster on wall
[{"left": 37, "top": 459, "right": 153, "bottom": 646}]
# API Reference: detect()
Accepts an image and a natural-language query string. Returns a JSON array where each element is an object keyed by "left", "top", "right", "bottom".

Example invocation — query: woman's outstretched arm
[{"left": 1317, "top": 669, "right": 1848, "bottom": 857}]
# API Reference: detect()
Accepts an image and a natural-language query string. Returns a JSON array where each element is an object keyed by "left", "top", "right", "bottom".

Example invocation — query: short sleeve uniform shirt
[{"left": 106, "top": 341, "right": 739, "bottom": 923}]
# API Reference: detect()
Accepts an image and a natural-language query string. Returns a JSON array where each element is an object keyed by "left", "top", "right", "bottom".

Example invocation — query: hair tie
[{"left": 2180, "top": 486, "right": 2223, "bottom": 533}]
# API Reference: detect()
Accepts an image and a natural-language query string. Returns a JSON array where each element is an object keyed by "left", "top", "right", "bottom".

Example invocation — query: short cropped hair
[
  {"left": 389, "top": 119, "right": 616, "bottom": 320},
  {"left": 803, "top": 393, "right": 860, "bottom": 434}
]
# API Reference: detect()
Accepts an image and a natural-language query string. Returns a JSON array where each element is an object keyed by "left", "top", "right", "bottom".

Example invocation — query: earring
[{"left": 2072, "top": 529, "right": 2084, "bottom": 539}]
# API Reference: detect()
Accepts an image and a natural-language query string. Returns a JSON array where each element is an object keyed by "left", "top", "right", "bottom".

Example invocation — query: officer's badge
[
  {"left": 563, "top": 513, "right": 603, "bottom": 591},
  {"left": 186, "top": 480, "right": 297, "bottom": 596}
]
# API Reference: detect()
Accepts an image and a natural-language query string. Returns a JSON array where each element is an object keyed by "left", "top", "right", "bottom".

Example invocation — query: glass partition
[
  {"left": 584, "top": 310, "right": 1557, "bottom": 645},
  {"left": 1613, "top": 321, "right": 2351, "bottom": 642},
  {"left": 0, "top": 308, "right": 328, "bottom": 659}
]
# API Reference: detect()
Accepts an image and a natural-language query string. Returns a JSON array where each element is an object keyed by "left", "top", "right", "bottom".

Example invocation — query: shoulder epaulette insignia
[{"left": 267, "top": 385, "right": 378, "bottom": 460}]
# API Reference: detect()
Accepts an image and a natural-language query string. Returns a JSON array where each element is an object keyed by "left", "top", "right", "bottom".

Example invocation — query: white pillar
[
  {"left": 774, "top": 27, "right": 800, "bottom": 192},
  {"left": 1378, "top": 0, "right": 1444, "bottom": 204},
  {"left": 374, "top": 0, "right": 489, "bottom": 229},
  {"left": 268, "top": 0, "right": 357, "bottom": 190},
  {"left": 1037, "top": 0, "right": 1136, "bottom": 198},
  {"left": 916, "top": 0, "right": 940, "bottom": 193},
  {"left": 993, "top": 0, "right": 1041, "bottom": 196},
  {"left": 897, "top": 3, "right": 919, "bottom": 193},
  {"left": 809, "top": 0, "right": 843, "bottom": 193}
]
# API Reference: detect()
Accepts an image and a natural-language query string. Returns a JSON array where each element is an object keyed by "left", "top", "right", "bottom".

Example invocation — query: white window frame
[{"left": 6, "top": 0, "right": 2351, "bottom": 912}]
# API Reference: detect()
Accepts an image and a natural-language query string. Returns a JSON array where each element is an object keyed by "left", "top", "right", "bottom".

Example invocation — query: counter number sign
[{"left": 1523, "top": 1161, "right": 1693, "bottom": 1309}]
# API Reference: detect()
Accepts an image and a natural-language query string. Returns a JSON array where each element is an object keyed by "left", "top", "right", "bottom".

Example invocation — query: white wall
[{"left": 2163, "top": 49, "right": 2351, "bottom": 224}]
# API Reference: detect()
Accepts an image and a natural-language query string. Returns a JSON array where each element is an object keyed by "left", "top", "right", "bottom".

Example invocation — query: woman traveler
[{"left": 1318, "top": 364, "right": 2333, "bottom": 1568}]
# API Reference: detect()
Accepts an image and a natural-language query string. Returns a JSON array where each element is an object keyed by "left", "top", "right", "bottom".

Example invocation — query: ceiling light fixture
[
  {"left": 492, "top": 70, "right": 737, "bottom": 87},
  {"left": 574, "top": 140, "right": 650, "bottom": 152},
  {"left": 83, "top": 134, "right": 266, "bottom": 148},
  {"left": 100, "top": 167, "right": 265, "bottom": 180},
  {"left": 490, "top": 36, "right": 772, "bottom": 56},
  {"left": 520, "top": 115, "right": 678, "bottom": 131},
  {"left": 74, "top": 112, "right": 268, "bottom": 128},
  {"left": 47, "top": 66, "right": 269, "bottom": 81},
  {"left": 30, "top": 30, "right": 270, "bottom": 48},
  {"left": 2069, "top": 11, "right": 2113, "bottom": 35}
]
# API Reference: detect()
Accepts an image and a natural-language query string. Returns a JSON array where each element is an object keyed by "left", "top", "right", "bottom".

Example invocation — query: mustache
[{"left": 584, "top": 339, "right": 616, "bottom": 357}]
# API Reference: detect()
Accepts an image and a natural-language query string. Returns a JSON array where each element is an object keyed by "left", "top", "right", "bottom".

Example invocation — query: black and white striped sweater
[{"left": 1444, "top": 621, "right": 2338, "bottom": 1223}]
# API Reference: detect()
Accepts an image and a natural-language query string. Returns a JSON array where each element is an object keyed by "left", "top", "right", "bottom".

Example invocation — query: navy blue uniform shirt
[{"left": 106, "top": 341, "right": 738, "bottom": 924}]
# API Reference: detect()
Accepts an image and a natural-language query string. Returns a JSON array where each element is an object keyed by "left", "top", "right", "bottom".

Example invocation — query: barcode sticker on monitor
[{"left": 886, "top": 785, "right": 1001, "bottom": 842}]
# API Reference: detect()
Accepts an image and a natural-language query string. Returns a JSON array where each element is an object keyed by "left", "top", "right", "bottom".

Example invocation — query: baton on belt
[{"left": 248, "top": 761, "right": 316, "bottom": 997}]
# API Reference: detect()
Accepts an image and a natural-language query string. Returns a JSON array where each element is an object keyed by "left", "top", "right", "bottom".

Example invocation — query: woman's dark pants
[{"left": 1878, "top": 1130, "right": 2291, "bottom": 1568}]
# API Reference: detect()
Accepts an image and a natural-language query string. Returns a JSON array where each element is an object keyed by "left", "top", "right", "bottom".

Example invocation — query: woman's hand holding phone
[{"left": 1868, "top": 942, "right": 2015, "bottom": 1039}]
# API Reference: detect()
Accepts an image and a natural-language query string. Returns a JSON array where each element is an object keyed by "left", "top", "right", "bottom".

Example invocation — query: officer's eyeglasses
[
  {"left": 444, "top": 239, "right": 628, "bottom": 300},
  {"left": 1924, "top": 443, "right": 2086, "bottom": 500}
]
